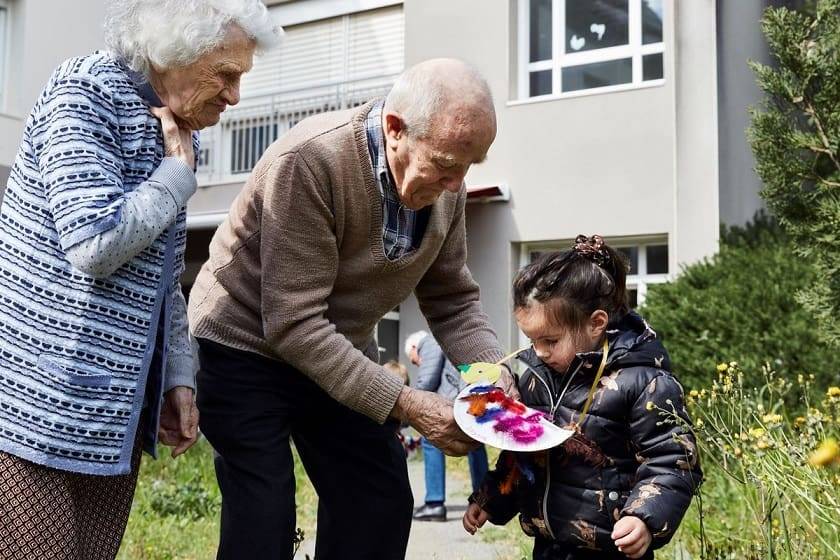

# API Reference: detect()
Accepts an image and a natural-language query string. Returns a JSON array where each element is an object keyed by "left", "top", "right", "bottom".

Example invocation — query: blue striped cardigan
[{"left": 0, "top": 52, "right": 189, "bottom": 475}]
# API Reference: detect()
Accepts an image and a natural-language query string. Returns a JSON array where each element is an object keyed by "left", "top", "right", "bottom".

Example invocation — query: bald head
[
  {"left": 381, "top": 58, "right": 497, "bottom": 210},
  {"left": 384, "top": 58, "right": 495, "bottom": 140}
]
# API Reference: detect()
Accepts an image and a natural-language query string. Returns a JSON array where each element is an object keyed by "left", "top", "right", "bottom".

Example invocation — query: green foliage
[
  {"left": 639, "top": 214, "right": 838, "bottom": 392},
  {"left": 660, "top": 363, "right": 840, "bottom": 559},
  {"left": 748, "top": 0, "right": 840, "bottom": 346}
]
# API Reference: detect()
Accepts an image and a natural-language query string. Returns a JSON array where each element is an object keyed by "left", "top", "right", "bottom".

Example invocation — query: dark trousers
[{"left": 196, "top": 339, "right": 413, "bottom": 560}]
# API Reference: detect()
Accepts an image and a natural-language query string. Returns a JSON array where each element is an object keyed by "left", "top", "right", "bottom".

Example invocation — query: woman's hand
[
  {"left": 158, "top": 386, "right": 199, "bottom": 458},
  {"left": 463, "top": 503, "right": 489, "bottom": 535},
  {"left": 151, "top": 106, "right": 195, "bottom": 169},
  {"left": 612, "top": 515, "right": 652, "bottom": 559}
]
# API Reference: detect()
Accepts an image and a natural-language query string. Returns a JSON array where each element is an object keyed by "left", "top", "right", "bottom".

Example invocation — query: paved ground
[{"left": 294, "top": 456, "right": 512, "bottom": 559}]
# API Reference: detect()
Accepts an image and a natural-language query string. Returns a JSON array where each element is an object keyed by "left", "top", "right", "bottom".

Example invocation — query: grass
[
  {"left": 118, "top": 366, "right": 840, "bottom": 559},
  {"left": 118, "top": 440, "right": 321, "bottom": 560}
]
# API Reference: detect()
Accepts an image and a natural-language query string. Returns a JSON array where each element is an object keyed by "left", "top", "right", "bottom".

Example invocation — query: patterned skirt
[{"left": 0, "top": 435, "right": 143, "bottom": 560}]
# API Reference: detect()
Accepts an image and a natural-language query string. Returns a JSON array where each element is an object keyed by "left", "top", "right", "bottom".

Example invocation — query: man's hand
[
  {"left": 463, "top": 503, "right": 489, "bottom": 535},
  {"left": 496, "top": 365, "right": 521, "bottom": 401},
  {"left": 158, "top": 386, "right": 199, "bottom": 458},
  {"left": 391, "top": 386, "right": 477, "bottom": 456},
  {"left": 611, "top": 515, "right": 652, "bottom": 559}
]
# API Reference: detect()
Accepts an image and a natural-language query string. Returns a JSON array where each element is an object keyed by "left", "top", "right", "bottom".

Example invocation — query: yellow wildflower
[
  {"left": 729, "top": 361, "right": 738, "bottom": 368},
  {"left": 733, "top": 447, "right": 742, "bottom": 457},
  {"left": 797, "top": 374, "right": 804, "bottom": 385},
  {"left": 695, "top": 418, "right": 704, "bottom": 428},
  {"left": 689, "top": 390, "right": 699, "bottom": 398},
  {"left": 808, "top": 438, "right": 840, "bottom": 467},
  {"left": 645, "top": 401, "right": 655, "bottom": 412},
  {"left": 762, "top": 413, "right": 783, "bottom": 425},
  {"left": 794, "top": 416, "right": 806, "bottom": 428},
  {"left": 716, "top": 363, "right": 728, "bottom": 373},
  {"left": 756, "top": 439, "right": 771, "bottom": 450},
  {"left": 827, "top": 386, "right": 840, "bottom": 398},
  {"left": 749, "top": 427, "right": 766, "bottom": 439}
]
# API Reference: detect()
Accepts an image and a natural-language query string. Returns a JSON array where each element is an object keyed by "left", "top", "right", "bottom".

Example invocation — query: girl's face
[{"left": 515, "top": 302, "right": 608, "bottom": 374}]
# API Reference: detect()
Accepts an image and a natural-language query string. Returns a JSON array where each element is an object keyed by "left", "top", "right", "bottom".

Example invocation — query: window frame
[
  {"left": 515, "top": 0, "right": 665, "bottom": 102},
  {"left": 0, "top": 0, "right": 10, "bottom": 112}
]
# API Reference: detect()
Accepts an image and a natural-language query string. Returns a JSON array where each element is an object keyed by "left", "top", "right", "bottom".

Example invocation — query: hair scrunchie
[{"left": 573, "top": 234, "right": 611, "bottom": 269}]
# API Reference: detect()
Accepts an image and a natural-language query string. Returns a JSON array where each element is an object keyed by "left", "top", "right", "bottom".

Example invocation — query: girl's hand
[
  {"left": 611, "top": 515, "right": 652, "bottom": 559},
  {"left": 463, "top": 503, "right": 489, "bottom": 535}
]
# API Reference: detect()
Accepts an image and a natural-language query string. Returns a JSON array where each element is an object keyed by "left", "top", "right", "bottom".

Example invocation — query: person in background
[
  {"left": 383, "top": 360, "right": 421, "bottom": 456},
  {"left": 383, "top": 359, "right": 410, "bottom": 386},
  {"left": 0, "top": 2, "right": 279, "bottom": 559},
  {"left": 406, "top": 330, "right": 489, "bottom": 522}
]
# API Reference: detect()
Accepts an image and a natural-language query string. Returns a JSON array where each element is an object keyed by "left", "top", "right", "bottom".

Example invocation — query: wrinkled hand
[
  {"left": 392, "top": 387, "right": 477, "bottom": 456},
  {"left": 151, "top": 106, "right": 195, "bottom": 169},
  {"left": 158, "top": 386, "right": 199, "bottom": 458},
  {"left": 612, "top": 515, "right": 652, "bottom": 559},
  {"left": 496, "top": 365, "right": 521, "bottom": 401},
  {"left": 462, "top": 503, "right": 489, "bottom": 535}
]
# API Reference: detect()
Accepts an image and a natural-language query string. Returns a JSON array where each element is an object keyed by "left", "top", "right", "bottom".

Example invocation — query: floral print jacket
[{"left": 470, "top": 312, "right": 702, "bottom": 556}]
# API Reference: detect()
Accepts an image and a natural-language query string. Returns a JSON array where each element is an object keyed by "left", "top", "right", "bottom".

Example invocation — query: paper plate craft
[
  {"left": 454, "top": 384, "right": 574, "bottom": 452},
  {"left": 457, "top": 362, "right": 503, "bottom": 384}
]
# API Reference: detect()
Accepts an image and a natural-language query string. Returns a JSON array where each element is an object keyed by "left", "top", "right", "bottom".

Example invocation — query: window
[
  {"left": 517, "top": 0, "right": 664, "bottom": 99},
  {"left": 240, "top": 5, "right": 404, "bottom": 98},
  {"left": 376, "top": 308, "right": 400, "bottom": 365},
  {"left": 197, "top": 5, "right": 404, "bottom": 182},
  {"left": 522, "top": 237, "right": 669, "bottom": 309}
]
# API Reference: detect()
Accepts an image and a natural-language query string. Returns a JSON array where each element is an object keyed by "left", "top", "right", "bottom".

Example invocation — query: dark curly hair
[{"left": 513, "top": 235, "right": 630, "bottom": 329}]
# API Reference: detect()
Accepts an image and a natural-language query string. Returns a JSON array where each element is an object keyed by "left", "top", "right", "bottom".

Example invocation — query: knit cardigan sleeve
[
  {"left": 34, "top": 73, "right": 195, "bottom": 261},
  {"left": 414, "top": 188, "right": 505, "bottom": 367},
  {"left": 258, "top": 151, "right": 405, "bottom": 424}
]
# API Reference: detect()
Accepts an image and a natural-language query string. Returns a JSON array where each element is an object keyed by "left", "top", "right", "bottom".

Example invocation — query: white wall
[
  {"left": 400, "top": 0, "right": 719, "bottom": 357},
  {"left": 0, "top": 0, "right": 107, "bottom": 166}
]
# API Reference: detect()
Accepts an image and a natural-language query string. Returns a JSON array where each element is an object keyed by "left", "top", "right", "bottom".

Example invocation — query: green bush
[
  {"left": 749, "top": 0, "right": 840, "bottom": 347},
  {"left": 639, "top": 215, "right": 838, "bottom": 391}
]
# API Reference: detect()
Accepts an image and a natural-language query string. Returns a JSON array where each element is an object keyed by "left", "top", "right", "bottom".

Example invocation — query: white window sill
[{"left": 507, "top": 79, "right": 665, "bottom": 107}]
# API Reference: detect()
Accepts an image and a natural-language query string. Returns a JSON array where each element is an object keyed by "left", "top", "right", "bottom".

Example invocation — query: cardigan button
[{"left": 608, "top": 491, "right": 619, "bottom": 501}]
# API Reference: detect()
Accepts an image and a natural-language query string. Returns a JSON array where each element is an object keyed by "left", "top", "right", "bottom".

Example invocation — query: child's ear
[{"left": 589, "top": 310, "right": 609, "bottom": 341}]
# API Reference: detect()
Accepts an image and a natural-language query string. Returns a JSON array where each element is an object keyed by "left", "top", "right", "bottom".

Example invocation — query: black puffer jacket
[{"left": 470, "top": 312, "right": 702, "bottom": 558}]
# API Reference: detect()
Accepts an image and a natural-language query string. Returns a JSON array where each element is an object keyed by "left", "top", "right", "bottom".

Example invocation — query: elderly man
[{"left": 188, "top": 58, "right": 514, "bottom": 559}]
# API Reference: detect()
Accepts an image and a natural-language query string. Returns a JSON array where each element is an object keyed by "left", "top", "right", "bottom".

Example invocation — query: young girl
[{"left": 463, "top": 235, "right": 702, "bottom": 560}]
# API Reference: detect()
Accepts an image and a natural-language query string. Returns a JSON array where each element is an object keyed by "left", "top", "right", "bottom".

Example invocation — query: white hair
[
  {"left": 384, "top": 58, "right": 494, "bottom": 139},
  {"left": 104, "top": 0, "right": 282, "bottom": 76},
  {"left": 404, "top": 330, "right": 429, "bottom": 357}
]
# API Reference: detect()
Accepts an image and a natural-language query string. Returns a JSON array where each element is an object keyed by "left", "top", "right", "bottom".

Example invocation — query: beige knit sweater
[{"left": 188, "top": 101, "right": 505, "bottom": 423}]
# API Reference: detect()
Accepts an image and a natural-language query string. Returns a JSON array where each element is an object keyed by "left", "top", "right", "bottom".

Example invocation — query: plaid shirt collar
[{"left": 365, "top": 99, "right": 420, "bottom": 260}]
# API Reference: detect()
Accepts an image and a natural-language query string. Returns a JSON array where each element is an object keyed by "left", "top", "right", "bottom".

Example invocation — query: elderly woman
[{"left": 0, "top": 1, "right": 278, "bottom": 558}]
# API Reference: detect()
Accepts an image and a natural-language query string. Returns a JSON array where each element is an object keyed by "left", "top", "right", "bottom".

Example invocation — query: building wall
[
  {"left": 0, "top": 0, "right": 106, "bottom": 199},
  {"left": 716, "top": 0, "right": 808, "bottom": 227},
  {"left": 400, "top": 0, "right": 719, "bottom": 355}
]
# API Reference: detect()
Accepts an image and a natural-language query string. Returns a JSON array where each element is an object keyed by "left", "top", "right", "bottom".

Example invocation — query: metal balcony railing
[{"left": 196, "top": 76, "right": 397, "bottom": 185}]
